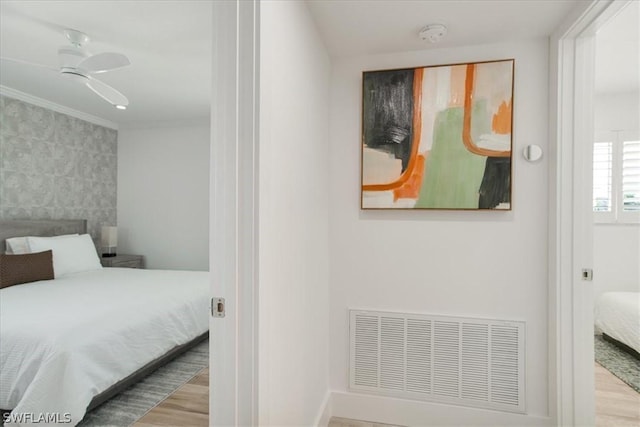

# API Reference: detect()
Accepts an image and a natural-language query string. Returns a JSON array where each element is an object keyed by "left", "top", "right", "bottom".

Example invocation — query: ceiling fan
[{"left": 1, "top": 29, "right": 131, "bottom": 109}]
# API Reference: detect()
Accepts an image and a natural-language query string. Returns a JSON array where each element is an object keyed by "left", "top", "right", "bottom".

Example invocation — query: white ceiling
[
  {"left": 595, "top": 0, "right": 639, "bottom": 95},
  {"left": 307, "top": 0, "right": 638, "bottom": 96},
  {"left": 307, "top": 0, "right": 583, "bottom": 58},
  {"left": 0, "top": 1, "right": 211, "bottom": 127},
  {"left": 0, "top": 1, "right": 634, "bottom": 128}
]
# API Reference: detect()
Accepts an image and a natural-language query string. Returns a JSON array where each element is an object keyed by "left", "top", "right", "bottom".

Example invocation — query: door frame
[
  {"left": 549, "top": 0, "right": 632, "bottom": 425},
  {"left": 210, "top": 1, "right": 260, "bottom": 425},
  {"left": 209, "top": 0, "right": 633, "bottom": 424}
]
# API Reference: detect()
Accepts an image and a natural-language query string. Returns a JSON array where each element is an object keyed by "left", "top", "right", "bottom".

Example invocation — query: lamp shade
[{"left": 101, "top": 226, "right": 118, "bottom": 247}]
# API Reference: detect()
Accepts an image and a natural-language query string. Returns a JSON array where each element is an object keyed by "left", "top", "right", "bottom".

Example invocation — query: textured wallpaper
[{"left": 0, "top": 95, "right": 117, "bottom": 243}]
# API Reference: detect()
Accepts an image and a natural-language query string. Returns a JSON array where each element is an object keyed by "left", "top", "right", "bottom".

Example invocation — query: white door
[{"left": 210, "top": 1, "right": 260, "bottom": 425}]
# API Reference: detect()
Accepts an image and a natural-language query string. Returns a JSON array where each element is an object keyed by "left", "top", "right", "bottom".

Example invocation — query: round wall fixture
[
  {"left": 419, "top": 24, "right": 448, "bottom": 43},
  {"left": 523, "top": 145, "right": 543, "bottom": 162}
]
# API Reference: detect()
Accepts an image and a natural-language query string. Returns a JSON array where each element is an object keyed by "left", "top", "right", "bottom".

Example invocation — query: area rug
[
  {"left": 594, "top": 334, "right": 640, "bottom": 393},
  {"left": 77, "top": 339, "right": 209, "bottom": 427}
]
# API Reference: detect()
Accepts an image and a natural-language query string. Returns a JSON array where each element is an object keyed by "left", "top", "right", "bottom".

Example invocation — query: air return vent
[{"left": 349, "top": 310, "right": 525, "bottom": 413}]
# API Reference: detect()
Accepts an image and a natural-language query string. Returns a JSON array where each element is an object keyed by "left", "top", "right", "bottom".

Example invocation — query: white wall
[
  {"left": 329, "top": 40, "right": 551, "bottom": 425},
  {"left": 258, "top": 1, "right": 331, "bottom": 425},
  {"left": 594, "top": 92, "right": 640, "bottom": 132},
  {"left": 593, "top": 92, "right": 640, "bottom": 302},
  {"left": 593, "top": 225, "right": 640, "bottom": 298},
  {"left": 117, "top": 123, "right": 209, "bottom": 270}
]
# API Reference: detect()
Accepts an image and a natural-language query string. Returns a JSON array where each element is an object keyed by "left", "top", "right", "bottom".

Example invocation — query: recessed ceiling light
[
  {"left": 419, "top": 24, "right": 448, "bottom": 44},
  {"left": 115, "top": 105, "right": 127, "bottom": 110}
]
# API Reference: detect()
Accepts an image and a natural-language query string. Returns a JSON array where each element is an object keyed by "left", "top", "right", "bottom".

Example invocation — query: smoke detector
[{"left": 419, "top": 24, "right": 448, "bottom": 43}]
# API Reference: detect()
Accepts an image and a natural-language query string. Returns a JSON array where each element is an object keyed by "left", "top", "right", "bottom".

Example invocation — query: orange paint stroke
[
  {"left": 463, "top": 64, "right": 511, "bottom": 158},
  {"left": 363, "top": 67, "right": 424, "bottom": 192},
  {"left": 449, "top": 65, "right": 467, "bottom": 108},
  {"left": 492, "top": 100, "right": 512, "bottom": 134},
  {"left": 393, "top": 153, "right": 426, "bottom": 201}
]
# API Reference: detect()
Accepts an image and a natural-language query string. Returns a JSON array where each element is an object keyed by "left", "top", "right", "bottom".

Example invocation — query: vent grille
[
  {"left": 354, "top": 315, "right": 378, "bottom": 388},
  {"left": 350, "top": 310, "right": 525, "bottom": 413}
]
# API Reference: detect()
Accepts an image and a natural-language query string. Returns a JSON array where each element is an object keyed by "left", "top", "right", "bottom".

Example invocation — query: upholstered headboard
[{"left": 0, "top": 219, "right": 87, "bottom": 253}]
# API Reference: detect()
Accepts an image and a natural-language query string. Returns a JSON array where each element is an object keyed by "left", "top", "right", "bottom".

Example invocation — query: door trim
[
  {"left": 549, "top": 1, "right": 631, "bottom": 425},
  {"left": 210, "top": 1, "right": 260, "bottom": 425}
]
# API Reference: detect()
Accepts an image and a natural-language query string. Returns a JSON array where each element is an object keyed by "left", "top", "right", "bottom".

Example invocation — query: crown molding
[{"left": 0, "top": 85, "right": 119, "bottom": 130}]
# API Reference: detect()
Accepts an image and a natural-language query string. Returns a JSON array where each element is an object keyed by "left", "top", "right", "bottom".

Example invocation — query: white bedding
[
  {"left": 595, "top": 291, "right": 640, "bottom": 354},
  {"left": 0, "top": 268, "right": 209, "bottom": 427}
]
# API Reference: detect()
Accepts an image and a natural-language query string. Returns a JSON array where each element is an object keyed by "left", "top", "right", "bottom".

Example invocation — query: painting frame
[{"left": 361, "top": 59, "right": 515, "bottom": 210}]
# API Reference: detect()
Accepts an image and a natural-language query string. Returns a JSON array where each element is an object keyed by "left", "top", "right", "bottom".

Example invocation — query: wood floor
[
  {"left": 132, "top": 362, "right": 638, "bottom": 427},
  {"left": 132, "top": 368, "right": 209, "bottom": 427},
  {"left": 595, "top": 362, "right": 640, "bottom": 427},
  {"left": 329, "top": 418, "right": 401, "bottom": 427}
]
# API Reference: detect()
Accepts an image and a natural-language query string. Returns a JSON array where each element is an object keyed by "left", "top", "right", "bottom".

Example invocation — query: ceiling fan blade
[
  {"left": 0, "top": 56, "right": 58, "bottom": 72},
  {"left": 85, "top": 76, "right": 129, "bottom": 107},
  {"left": 78, "top": 52, "right": 130, "bottom": 74}
]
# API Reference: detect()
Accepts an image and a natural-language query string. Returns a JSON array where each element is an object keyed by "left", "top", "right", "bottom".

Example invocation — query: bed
[
  {"left": 0, "top": 219, "right": 209, "bottom": 426},
  {"left": 595, "top": 291, "right": 640, "bottom": 357}
]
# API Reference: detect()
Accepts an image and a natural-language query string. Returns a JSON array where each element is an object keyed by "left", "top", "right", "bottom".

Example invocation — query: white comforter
[
  {"left": 0, "top": 268, "right": 209, "bottom": 427},
  {"left": 595, "top": 291, "right": 640, "bottom": 354}
]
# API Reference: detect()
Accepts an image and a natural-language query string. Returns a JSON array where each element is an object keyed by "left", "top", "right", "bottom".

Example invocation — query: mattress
[
  {"left": 0, "top": 268, "right": 209, "bottom": 427},
  {"left": 595, "top": 291, "right": 640, "bottom": 354}
]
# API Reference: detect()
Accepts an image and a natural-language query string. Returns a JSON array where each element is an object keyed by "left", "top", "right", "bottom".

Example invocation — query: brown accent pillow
[{"left": 0, "top": 250, "right": 54, "bottom": 289}]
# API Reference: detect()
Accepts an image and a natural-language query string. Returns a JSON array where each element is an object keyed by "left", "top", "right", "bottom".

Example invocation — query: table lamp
[{"left": 101, "top": 226, "right": 118, "bottom": 257}]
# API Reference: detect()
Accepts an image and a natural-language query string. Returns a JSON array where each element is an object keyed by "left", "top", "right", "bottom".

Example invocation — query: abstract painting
[{"left": 361, "top": 59, "right": 514, "bottom": 210}]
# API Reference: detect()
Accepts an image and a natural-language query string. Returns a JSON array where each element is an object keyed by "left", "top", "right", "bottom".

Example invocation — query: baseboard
[
  {"left": 331, "top": 391, "right": 552, "bottom": 426},
  {"left": 314, "top": 390, "right": 333, "bottom": 427}
]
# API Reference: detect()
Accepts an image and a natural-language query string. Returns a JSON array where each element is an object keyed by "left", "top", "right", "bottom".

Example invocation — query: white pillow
[
  {"left": 5, "top": 233, "right": 79, "bottom": 255},
  {"left": 5, "top": 237, "right": 31, "bottom": 254},
  {"left": 27, "top": 234, "right": 102, "bottom": 278}
]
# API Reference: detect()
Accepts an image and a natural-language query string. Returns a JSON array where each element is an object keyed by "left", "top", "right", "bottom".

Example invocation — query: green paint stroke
[{"left": 416, "top": 103, "right": 489, "bottom": 208}]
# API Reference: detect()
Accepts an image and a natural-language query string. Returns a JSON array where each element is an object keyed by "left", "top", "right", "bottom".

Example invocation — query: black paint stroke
[
  {"left": 363, "top": 69, "right": 414, "bottom": 172},
  {"left": 478, "top": 157, "right": 511, "bottom": 209}
]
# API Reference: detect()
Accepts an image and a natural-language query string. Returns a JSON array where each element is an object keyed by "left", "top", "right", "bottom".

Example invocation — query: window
[
  {"left": 622, "top": 140, "right": 640, "bottom": 212},
  {"left": 593, "top": 131, "right": 640, "bottom": 223},
  {"left": 593, "top": 142, "right": 613, "bottom": 212}
]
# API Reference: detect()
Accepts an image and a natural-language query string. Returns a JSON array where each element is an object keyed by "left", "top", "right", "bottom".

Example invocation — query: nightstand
[{"left": 100, "top": 254, "right": 144, "bottom": 269}]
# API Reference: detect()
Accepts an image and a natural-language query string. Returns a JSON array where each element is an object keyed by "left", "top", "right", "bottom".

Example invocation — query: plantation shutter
[
  {"left": 593, "top": 141, "right": 613, "bottom": 212},
  {"left": 622, "top": 140, "right": 640, "bottom": 212}
]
